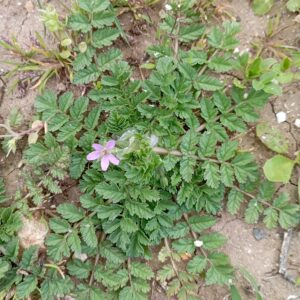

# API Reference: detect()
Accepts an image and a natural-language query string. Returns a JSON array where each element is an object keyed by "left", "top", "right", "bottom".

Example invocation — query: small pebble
[
  {"left": 294, "top": 119, "right": 300, "bottom": 128},
  {"left": 194, "top": 240, "right": 203, "bottom": 248},
  {"left": 276, "top": 111, "right": 287, "bottom": 124},
  {"left": 165, "top": 4, "right": 172, "bottom": 11},
  {"left": 253, "top": 228, "right": 266, "bottom": 241}
]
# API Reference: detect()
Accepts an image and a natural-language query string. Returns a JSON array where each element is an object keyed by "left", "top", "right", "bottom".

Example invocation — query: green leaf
[
  {"left": 199, "top": 132, "right": 217, "bottom": 157},
  {"left": 180, "top": 130, "right": 198, "bottom": 154},
  {"left": 97, "top": 204, "right": 123, "bottom": 220},
  {"left": 157, "top": 265, "right": 175, "bottom": 282},
  {"left": 179, "top": 24, "right": 204, "bottom": 42},
  {"left": 46, "top": 234, "right": 70, "bottom": 261},
  {"left": 70, "top": 153, "right": 87, "bottom": 179},
  {"left": 57, "top": 203, "right": 85, "bottom": 223},
  {"left": 125, "top": 201, "right": 154, "bottom": 219},
  {"left": 230, "top": 285, "right": 242, "bottom": 300},
  {"left": 258, "top": 180, "right": 276, "bottom": 200},
  {"left": 92, "top": 11, "right": 115, "bottom": 28},
  {"left": 20, "top": 246, "right": 38, "bottom": 269},
  {"left": 263, "top": 155, "right": 295, "bottom": 183},
  {"left": 131, "top": 262, "right": 154, "bottom": 280},
  {"left": 99, "top": 241, "right": 125, "bottom": 264},
  {"left": 84, "top": 107, "right": 101, "bottom": 130},
  {"left": 67, "top": 259, "right": 91, "bottom": 279},
  {"left": 92, "top": 28, "right": 120, "bottom": 48},
  {"left": 0, "top": 178, "right": 7, "bottom": 203},
  {"left": 59, "top": 92, "right": 74, "bottom": 112},
  {"left": 221, "top": 113, "right": 246, "bottom": 132},
  {"left": 195, "top": 75, "right": 223, "bottom": 91},
  {"left": 57, "top": 121, "right": 82, "bottom": 142},
  {"left": 16, "top": 275, "right": 37, "bottom": 298},
  {"left": 232, "top": 153, "right": 258, "bottom": 183},
  {"left": 95, "top": 268, "right": 128, "bottom": 290},
  {"left": 213, "top": 91, "right": 231, "bottom": 113},
  {"left": 120, "top": 217, "right": 139, "bottom": 233},
  {"left": 256, "top": 123, "right": 289, "bottom": 154},
  {"left": 217, "top": 141, "right": 238, "bottom": 161},
  {"left": 70, "top": 96, "right": 89, "bottom": 120},
  {"left": 202, "top": 161, "right": 220, "bottom": 188},
  {"left": 73, "top": 47, "right": 96, "bottom": 71},
  {"left": 199, "top": 99, "right": 218, "bottom": 121},
  {"left": 287, "top": 0, "right": 300, "bottom": 12},
  {"left": 68, "top": 13, "right": 91, "bottom": 32},
  {"left": 180, "top": 157, "right": 196, "bottom": 182},
  {"left": 252, "top": 0, "right": 274, "bottom": 15},
  {"left": 208, "top": 27, "right": 223, "bottom": 48},
  {"left": 49, "top": 218, "right": 71, "bottom": 234},
  {"left": 96, "top": 182, "right": 125, "bottom": 202},
  {"left": 187, "top": 255, "right": 207, "bottom": 274},
  {"left": 206, "top": 253, "right": 234, "bottom": 285},
  {"left": 35, "top": 90, "right": 57, "bottom": 116},
  {"left": 279, "top": 206, "right": 300, "bottom": 229},
  {"left": 172, "top": 238, "right": 195, "bottom": 254},
  {"left": 201, "top": 233, "right": 226, "bottom": 250},
  {"left": 40, "top": 275, "right": 73, "bottom": 300},
  {"left": 220, "top": 164, "right": 235, "bottom": 187},
  {"left": 227, "top": 189, "right": 244, "bottom": 215},
  {"left": 188, "top": 215, "right": 216, "bottom": 232},
  {"left": 67, "top": 230, "right": 82, "bottom": 253},
  {"left": 208, "top": 56, "right": 233, "bottom": 72},
  {"left": 263, "top": 207, "right": 278, "bottom": 229},
  {"left": 119, "top": 286, "right": 147, "bottom": 300},
  {"left": 80, "top": 218, "right": 98, "bottom": 248},
  {"left": 97, "top": 48, "right": 123, "bottom": 71},
  {"left": 78, "top": 0, "right": 110, "bottom": 13},
  {"left": 73, "top": 64, "right": 100, "bottom": 85},
  {"left": 245, "top": 200, "right": 261, "bottom": 224}
]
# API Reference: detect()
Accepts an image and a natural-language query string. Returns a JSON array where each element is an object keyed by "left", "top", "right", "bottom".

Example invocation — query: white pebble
[
  {"left": 233, "top": 47, "right": 240, "bottom": 54},
  {"left": 73, "top": 252, "right": 88, "bottom": 262},
  {"left": 294, "top": 119, "right": 300, "bottom": 128},
  {"left": 165, "top": 4, "right": 172, "bottom": 11},
  {"left": 194, "top": 240, "right": 203, "bottom": 248},
  {"left": 276, "top": 111, "right": 287, "bottom": 124}
]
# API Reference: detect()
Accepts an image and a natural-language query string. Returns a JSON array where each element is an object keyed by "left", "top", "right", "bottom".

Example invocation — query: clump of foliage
[{"left": 0, "top": 0, "right": 299, "bottom": 299}]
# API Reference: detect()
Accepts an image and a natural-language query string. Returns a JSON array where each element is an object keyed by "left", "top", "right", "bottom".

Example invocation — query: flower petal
[
  {"left": 92, "top": 144, "right": 103, "bottom": 151},
  {"left": 105, "top": 140, "right": 116, "bottom": 150},
  {"left": 107, "top": 154, "right": 120, "bottom": 166},
  {"left": 87, "top": 151, "right": 100, "bottom": 161},
  {"left": 101, "top": 155, "right": 110, "bottom": 171}
]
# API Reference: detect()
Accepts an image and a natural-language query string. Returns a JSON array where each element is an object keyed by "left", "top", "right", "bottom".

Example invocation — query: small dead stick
[{"left": 279, "top": 229, "right": 295, "bottom": 284}]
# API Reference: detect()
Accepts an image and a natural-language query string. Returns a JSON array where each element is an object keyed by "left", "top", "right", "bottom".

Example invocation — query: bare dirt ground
[{"left": 0, "top": 0, "right": 300, "bottom": 299}]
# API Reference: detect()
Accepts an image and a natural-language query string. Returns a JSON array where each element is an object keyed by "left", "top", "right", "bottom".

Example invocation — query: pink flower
[{"left": 87, "top": 140, "right": 120, "bottom": 171}]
